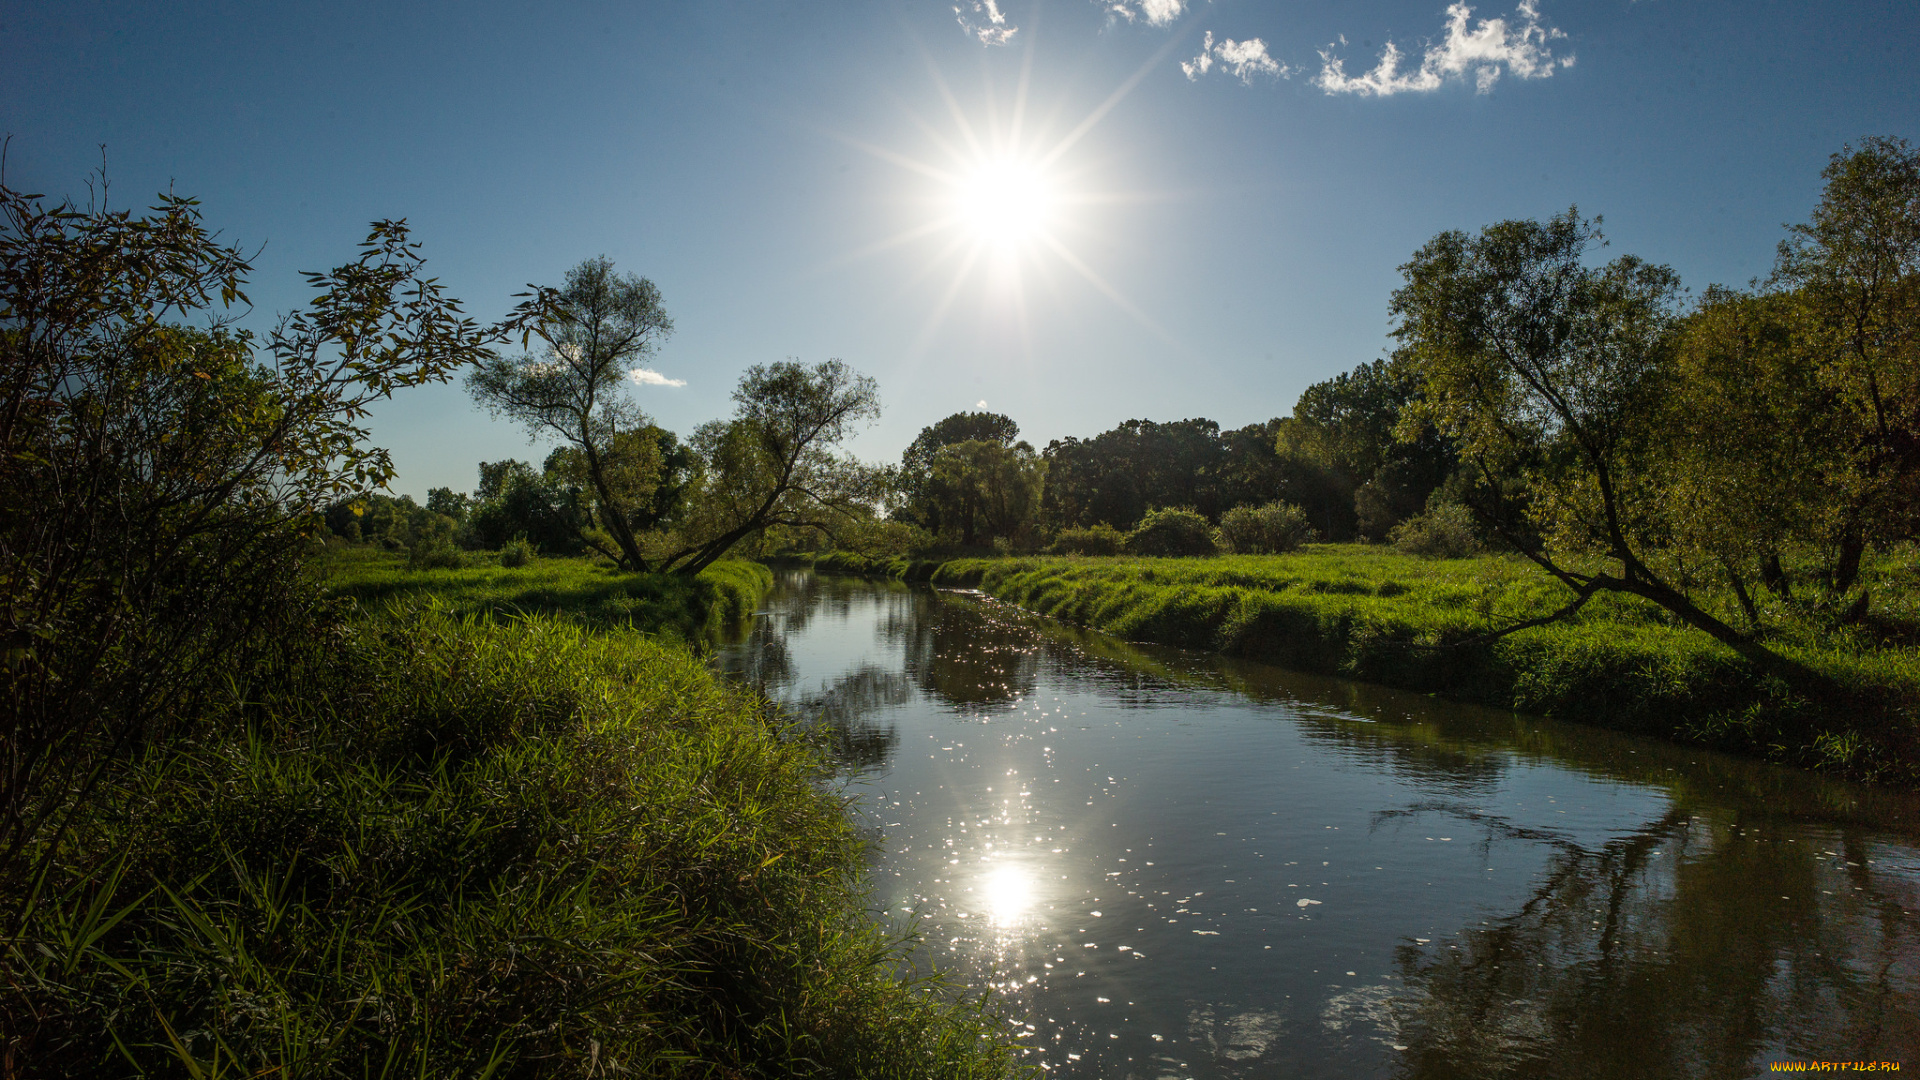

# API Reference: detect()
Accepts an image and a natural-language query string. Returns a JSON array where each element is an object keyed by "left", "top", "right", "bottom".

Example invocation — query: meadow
[
  {"left": 797, "top": 545, "right": 1920, "bottom": 784},
  {"left": 317, "top": 545, "right": 772, "bottom": 637}
]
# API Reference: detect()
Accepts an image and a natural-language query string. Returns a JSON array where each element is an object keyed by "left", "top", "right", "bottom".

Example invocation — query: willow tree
[
  {"left": 467, "top": 257, "right": 675, "bottom": 571},
  {"left": 663, "top": 359, "right": 882, "bottom": 575},
  {"left": 1391, "top": 209, "right": 1770, "bottom": 661}
]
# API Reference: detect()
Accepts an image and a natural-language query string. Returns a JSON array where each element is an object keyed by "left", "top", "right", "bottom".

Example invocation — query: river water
[{"left": 712, "top": 570, "right": 1920, "bottom": 1079}]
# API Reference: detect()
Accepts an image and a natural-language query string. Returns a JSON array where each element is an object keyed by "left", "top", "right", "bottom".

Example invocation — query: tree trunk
[
  {"left": 580, "top": 431, "right": 649, "bottom": 572},
  {"left": 1829, "top": 526, "right": 1866, "bottom": 596}
]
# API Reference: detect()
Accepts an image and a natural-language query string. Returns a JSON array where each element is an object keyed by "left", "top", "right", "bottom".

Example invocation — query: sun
[
  {"left": 824, "top": 33, "right": 1183, "bottom": 357},
  {"left": 953, "top": 158, "right": 1055, "bottom": 248}
]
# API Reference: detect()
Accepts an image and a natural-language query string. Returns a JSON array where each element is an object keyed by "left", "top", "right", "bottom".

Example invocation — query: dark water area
[{"left": 712, "top": 570, "right": 1920, "bottom": 1079}]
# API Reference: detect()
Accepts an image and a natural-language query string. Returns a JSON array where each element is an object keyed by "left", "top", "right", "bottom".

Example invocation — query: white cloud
[
  {"left": 1315, "top": 0, "right": 1572, "bottom": 96},
  {"left": 630, "top": 368, "right": 686, "bottom": 388},
  {"left": 976, "top": 399, "right": 990, "bottom": 409},
  {"left": 955, "top": 0, "right": 1017, "bottom": 45},
  {"left": 1182, "top": 31, "right": 1289, "bottom": 83},
  {"left": 1103, "top": 0, "right": 1185, "bottom": 27}
]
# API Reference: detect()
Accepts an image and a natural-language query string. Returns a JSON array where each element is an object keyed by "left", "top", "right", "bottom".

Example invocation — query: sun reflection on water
[{"left": 982, "top": 862, "right": 1035, "bottom": 928}]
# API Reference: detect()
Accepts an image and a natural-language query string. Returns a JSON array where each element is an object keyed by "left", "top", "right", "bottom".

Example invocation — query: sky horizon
[{"left": 5, "top": 0, "right": 1916, "bottom": 499}]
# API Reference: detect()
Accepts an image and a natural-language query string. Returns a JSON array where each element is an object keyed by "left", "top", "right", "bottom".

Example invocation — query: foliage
[
  {"left": 1389, "top": 208, "right": 1775, "bottom": 658},
  {"left": 665, "top": 359, "right": 883, "bottom": 576},
  {"left": 0, "top": 604, "right": 1020, "bottom": 1078},
  {"left": 1770, "top": 136, "right": 1920, "bottom": 590},
  {"left": 498, "top": 536, "right": 535, "bottom": 567},
  {"left": 895, "top": 410, "right": 1020, "bottom": 535},
  {"left": 460, "top": 457, "right": 590, "bottom": 555},
  {"left": 1217, "top": 501, "right": 1317, "bottom": 554},
  {"left": 924, "top": 439, "right": 1046, "bottom": 547},
  {"left": 1045, "top": 524, "right": 1127, "bottom": 556},
  {"left": 466, "top": 257, "right": 677, "bottom": 571},
  {"left": 1276, "top": 357, "right": 1456, "bottom": 540},
  {"left": 1124, "top": 507, "right": 1218, "bottom": 557},
  {"left": 1390, "top": 501, "right": 1485, "bottom": 559},
  {"left": 0, "top": 180, "right": 530, "bottom": 894}
]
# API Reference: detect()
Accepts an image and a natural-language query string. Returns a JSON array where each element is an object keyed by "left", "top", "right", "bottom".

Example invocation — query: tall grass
[
  {"left": 917, "top": 548, "right": 1920, "bottom": 783},
  {"left": 2, "top": 605, "right": 1022, "bottom": 1078}
]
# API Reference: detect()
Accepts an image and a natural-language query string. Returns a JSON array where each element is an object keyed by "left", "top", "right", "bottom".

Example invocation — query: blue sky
[{"left": 5, "top": 0, "right": 1915, "bottom": 498}]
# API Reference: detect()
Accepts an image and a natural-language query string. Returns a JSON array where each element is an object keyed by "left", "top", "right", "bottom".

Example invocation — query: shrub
[
  {"left": 1218, "top": 501, "right": 1318, "bottom": 554},
  {"left": 1125, "top": 507, "right": 1218, "bottom": 557},
  {"left": 406, "top": 539, "right": 470, "bottom": 570},
  {"left": 1047, "top": 524, "right": 1126, "bottom": 556},
  {"left": 499, "top": 536, "right": 535, "bottom": 567},
  {"left": 1390, "top": 502, "right": 1484, "bottom": 559}
]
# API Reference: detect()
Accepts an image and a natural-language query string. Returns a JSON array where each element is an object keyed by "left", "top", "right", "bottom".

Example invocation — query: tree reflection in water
[{"left": 1386, "top": 803, "right": 1920, "bottom": 1077}]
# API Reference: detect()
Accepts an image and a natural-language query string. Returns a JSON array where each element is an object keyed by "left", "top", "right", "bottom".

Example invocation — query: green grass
[
  {"left": 894, "top": 546, "right": 1920, "bottom": 784},
  {"left": 316, "top": 547, "right": 773, "bottom": 639},
  {"left": 4, "top": 604, "right": 1022, "bottom": 1078}
]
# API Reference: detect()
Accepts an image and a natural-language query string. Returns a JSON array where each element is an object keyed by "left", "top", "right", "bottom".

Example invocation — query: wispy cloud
[
  {"left": 630, "top": 368, "right": 686, "bottom": 388},
  {"left": 975, "top": 399, "right": 990, "bottom": 409},
  {"left": 1315, "top": 0, "right": 1572, "bottom": 96},
  {"left": 1102, "top": 0, "right": 1186, "bottom": 27},
  {"left": 1182, "top": 31, "right": 1290, "bottom": 83},
  {"left": 955, "top": 0, "right": 1017, "bottom": 45}
]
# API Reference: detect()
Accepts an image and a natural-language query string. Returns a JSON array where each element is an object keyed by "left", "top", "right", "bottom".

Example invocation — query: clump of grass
[
  {"left": 3, "top": 605, "right": 1021, "bottom": 1078},
  {"left": 924, "top": 547, "right": 1920, "bottom": 783}
]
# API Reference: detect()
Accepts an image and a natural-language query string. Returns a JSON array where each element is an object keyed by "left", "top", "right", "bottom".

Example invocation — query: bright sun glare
[
  {"left": 983, "top": 863, "right": 1034, "bottom": 927},
  {"left": 831, "top": 43, "right": 1178, "bottom": 356},
  {"left": 955, "top": 159, "right": 1054, "bottom": 247}
]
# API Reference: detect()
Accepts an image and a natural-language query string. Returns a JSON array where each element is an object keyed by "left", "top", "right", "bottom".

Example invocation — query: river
[{"left": 712, "top": 569, "right": 1920, "bottom": 1079}]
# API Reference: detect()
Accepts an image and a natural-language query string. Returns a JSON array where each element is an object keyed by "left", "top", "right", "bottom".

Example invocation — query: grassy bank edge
[
  {"left": 6, "top": 557, "right": 1029, "bottom": 1077},
  {"left": 779, "top": 550, "right": 1920, "bottom": 786},
  {"left": 317, "top": 546, "right": 774, "bottom": 639}
]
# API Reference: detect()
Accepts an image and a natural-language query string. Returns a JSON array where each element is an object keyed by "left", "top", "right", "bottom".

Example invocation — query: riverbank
[
  {"left": 781, "top": 547, "right": 1920, "bottom": 785},
  {"left": 3, "top": 555, "right": 1021, "bottom": 1077},
  {"left": 318, "top": 545, "right": 772, "bottom": 638}
]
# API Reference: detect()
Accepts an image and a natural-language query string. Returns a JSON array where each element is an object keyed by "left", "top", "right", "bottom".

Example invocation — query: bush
[
  {"left": 1218, "top": 501, "right": 1318, "bottom": 554},
  {"left": 498, "top": 536, "right": 535, "bottom": 567},
  {"left": 1390, "top": 502, "right": 1484, "bottom": 559},
  {"left": 406, "top": 538, "right": 471, "bottom": 570},
  {"left": 1125, "top": 507, "right": 1218, "bottom": 557},
  {"left": 1047, "top": 524, "right": 1126, "bottom": 556}
]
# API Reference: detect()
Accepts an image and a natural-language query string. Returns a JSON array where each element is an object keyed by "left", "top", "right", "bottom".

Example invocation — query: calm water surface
[{"left": 713, "top": 571, "right": 1920, "bottom": 1079}]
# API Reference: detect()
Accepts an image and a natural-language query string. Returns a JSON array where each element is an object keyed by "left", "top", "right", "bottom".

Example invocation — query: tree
[
  {"left": 1041, "top": 418, "right": 1227, "bottom": 529},
  {"left": 896, "top": 410, "right": 1020, "bottom": 533},
  {"left": 466, "top": 257, "right": 674, "bottom": 571},
  {"left": 1659, "top": 287, "right": 1839, "bottom": 626},
  {"left": 0, "top": 181, "right": 525, "bottom": 893},
  {"left": 926, "top": 439, "right": 1046, "bottom": 546},
  {"left": 1391, "top": 208, "right": 1770, "bottom": 660},
  {"left": 462, "top": 458, "right": 590, "bottom": 554},
  {"left": 662, "top": 359, "right": 882, "bottom": 575},
  {"left": 1772, "top": 136, "right": 1920, "bottom": 593},
  {"left": 1278, "top": 357, "right": 1456, "bottom": 540}
]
